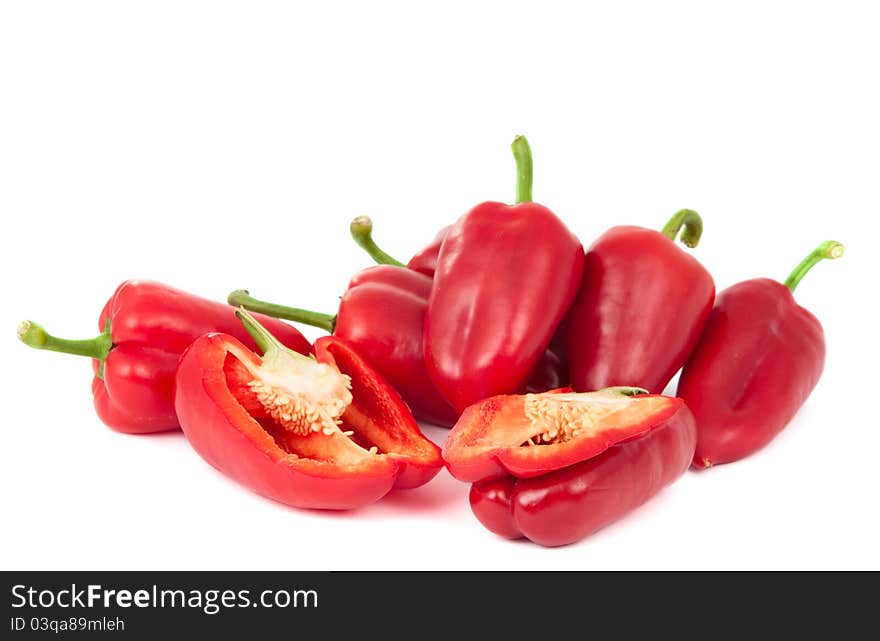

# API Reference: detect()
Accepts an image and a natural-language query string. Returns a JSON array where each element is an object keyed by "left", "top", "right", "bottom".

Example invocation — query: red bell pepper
[
  {"left": 228, "top": 267, "right": 458, "bottom": 427},
  {"left": 17, "top": 280, "right": 310, "bottom": 434},
  {"left": 348, "top": 215, "right": 569, "bottom": 395},
  {"left": 424, "top": 136, "right": 584, "bottom": 411},
  {"left": 566, "top": 210, "right": 715, "bottom": 394},
  {"left": 468, "top": 403, "right": 696, "bottom": 546},
  {"left": 677, "top": 240, "right": 844, "bottom": 468},
  {"left": 174, "top": 309, "right": 442, "bottom": 510},
  {"left": 443, "top": 386, "right": 683, "bottom": 482}
]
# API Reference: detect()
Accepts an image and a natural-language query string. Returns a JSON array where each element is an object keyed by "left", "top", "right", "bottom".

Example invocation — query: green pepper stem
[
  {"left": 511, "top": 135, "right": 533, "bottom": 203},
  {"left": 235, "top": 308, "right": 317, "bottom": 365},
  {"left": 783, "top": 240, "right": 845, "bottom": 293},
  {"left": 660, "top": 209, "right": 703, "bottom": 248},
  {"left": 349, "top": 215, "right": 405, "bottom": 266},
  {"left": 17, "top": 320, "right": 112, "bottom": 361},
  {"left": 228, "top": 290, "right": 336, "bottom": 333}
]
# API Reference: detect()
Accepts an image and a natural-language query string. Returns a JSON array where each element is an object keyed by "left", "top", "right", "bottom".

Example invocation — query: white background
[{"left": 1, "top": 1, "right": 878, "bottom": 570}]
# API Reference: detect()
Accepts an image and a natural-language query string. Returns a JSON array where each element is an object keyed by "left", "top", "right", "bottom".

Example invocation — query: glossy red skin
[
  {"left": 425, "top": 201, "right": 584, "bottom": 412},
  {"left": 677, "top": 279, "right": 826, "bottom": 468},
  {"left": 566, "top": 226, "right": 715, "bottom": 394},
  {"left": 405, "top": 225, "right": 570, "bottom": 390},
  {"left": 92, "top": 280, "right": 311, "bottom": 434},
  {"left": 335, "top": 266, "right": 458, "bottom": 426},
  {"left": 336, "top": 265, "right": 567, "bottom": 427},
  {"left": 469, "top": 405, "right": 697, "bottom": 546},
  {"left": 174, "top": 334, "right": 442, "bottom": 510}
]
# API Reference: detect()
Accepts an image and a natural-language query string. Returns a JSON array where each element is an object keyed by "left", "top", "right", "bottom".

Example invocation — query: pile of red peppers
[{"left": 18, "top": 136, "right": 844, "bottom": 547}]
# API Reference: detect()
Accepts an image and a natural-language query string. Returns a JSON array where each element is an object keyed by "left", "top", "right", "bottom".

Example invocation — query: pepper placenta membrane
[
  {"left": 469, "top": 404, "right": 696, "bottom": 546},
  {"left": 17, "top": 280, "right": 310, "bottom": 434},
  {"left": 678, "top": 241, "right": 844, "bottom": 468},
  {"left": 424, "top": 136, "right": 584, "bottom": 411},
  {"left": 174, "top": 309, "right": 442, "bottom": 510},
  {"left": 566, "top": 210, "right": 715, "bottom": 394},
  {"left": 443, "top": 386, "right": 683, "bottom": 482}
]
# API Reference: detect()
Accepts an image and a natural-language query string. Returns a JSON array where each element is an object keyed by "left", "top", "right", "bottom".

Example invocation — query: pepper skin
[
  {"left": 443, "top": 387, "right": 682, "bottom": 482},
  {"left": 566, "top": 209, "right": 715, "bottom": 394},
  {"left": 18, "top": 280, "right": 310, "bottom": 434},
  {"left": 424, "top": 136, "right": 584, "bottom": 411},
  {"left": 228, "top": 266, "right": 459, "bottom": 427},
  {"left": 469, "top": 404, "right": 697, "bottom": 546},
  {"left": 174, "top": 311, "right": 442, "bottom": 510},
  {"left": 678, "top": 241, "right": 844, "bottom": 468}
]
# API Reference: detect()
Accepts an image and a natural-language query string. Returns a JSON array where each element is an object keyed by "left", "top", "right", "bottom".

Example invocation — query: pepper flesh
[
  {"left": 469, "top": 404, "right": 697, "bottom": 546},
  {"left": 175, "top": 320, "right": 442, "bottom": 510},
  {"left": 443, "top": 387, "right": 682, "bottom": 482},
  {"left": 425, "top": 136, "right": 584, "bottom": 411},
  {"left": 18, "top": 280, "right": 310, "bottom": 434},
  {"left": 677, "top": 241, "right": 843, "bottom": 468},
  {"left": 566, "top": 212, "right": 715, "bottom": 394}
]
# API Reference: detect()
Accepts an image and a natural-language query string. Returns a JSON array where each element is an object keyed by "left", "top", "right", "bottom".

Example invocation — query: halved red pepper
[
  {"left": 469, "top": 403, "right": 696, "bottom": 546},
  {"left": 443, "top": 387, "right": 683, "bottom": 482},
  {"left": 17, "top": 280, "right": 310, "bottom": 434},
  {"left": 566, "top": 210, "right": 715, "bottom": 394},
  {"left": 678, "top": 241, "right": 844, "bottom": 468},
  {"left": 174, "top": 309, "right": 442, "bottom": 510}
]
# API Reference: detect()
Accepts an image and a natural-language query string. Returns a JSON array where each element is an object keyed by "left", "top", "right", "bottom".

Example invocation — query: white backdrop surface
[{"left": 1, "top": 1, "right": 878, "bottom": 570}]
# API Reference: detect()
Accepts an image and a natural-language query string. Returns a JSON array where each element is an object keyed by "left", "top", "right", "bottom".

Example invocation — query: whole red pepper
[
  {"left": 348, "top": 215, "right": 569, "bottom": 394},
  {"left": 424, "top": 136, "right": 584, "bottom": 411},
  {"left": 441, "top": 386, "right": 696, "bottom": 546},
  {"left": 566, "top": 210, "right": 715, "bottom": 394},
  {"left": 677, "top": 240, "right": 844, "bottom": 468},
  {"left": 228, "top": 266, "right": 459, "bottom": 426},
  {"left": 17, "top": 280, "right": 310, "bottom": 434},
  {"left": 174, "top": 309, "right": 442, "bottom": 510}
]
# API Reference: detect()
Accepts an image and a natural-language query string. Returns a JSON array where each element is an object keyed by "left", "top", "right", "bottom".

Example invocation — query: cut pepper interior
[
  {"left": 443, "top": 387, "right": 683, "bottom": 481},
  {"left": 216, "top": 309, "right": 439, "bottom": 483},
  {"left": 224, "top": 350, "right": 382, "bottom": 466}
]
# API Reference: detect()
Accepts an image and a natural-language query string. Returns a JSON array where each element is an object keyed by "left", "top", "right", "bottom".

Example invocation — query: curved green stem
[
  {"left": 661, "top": 209, "right": 703, "bottom": 248},
  {"left": 18, "top": 319, "right": 113, "bottom": 378},
  {"left": 349, "top": 215, "right": 404, "bottom": 266},
  {"left": 228, "top": 290, "right": 336, "bottom": 333},
  {"left": 235, "top": 308, "right": 315, "bottom": 367},
  {"left": 783, "top": 240, "right": 845, "bottom": 293},
  {"left": 511, "top": 135, "right": 533, "bottom": 203}
]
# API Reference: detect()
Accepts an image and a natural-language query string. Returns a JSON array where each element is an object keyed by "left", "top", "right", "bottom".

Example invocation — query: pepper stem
[
  {"left": 783, "top": 241, "right": 845, "bottom": 293},
  {"left": 660, "top": 209, "right": 703, "bottom": 248},
  {"left": 235, "top": 308, "right": 315, "bottom": 365},
  {"left": 228, "top": 290, "right": 336, "bottom": 333},
  {"left": 349, "top": 215, "right": 405, "bottom": 266},
  {"left": 511, "top": 135, "right": 533, "bottom": 203},
  {"left": 18, "top": 320, "right": 112, "bottom": 360}
]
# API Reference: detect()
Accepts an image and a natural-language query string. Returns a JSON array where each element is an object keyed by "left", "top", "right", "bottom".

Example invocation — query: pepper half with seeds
[
  {"left": 442, "top": 387, "right": 684, "bottom": 482},
  {"left": 174, "top": 309, "right": 442, "bottom": 510}
]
